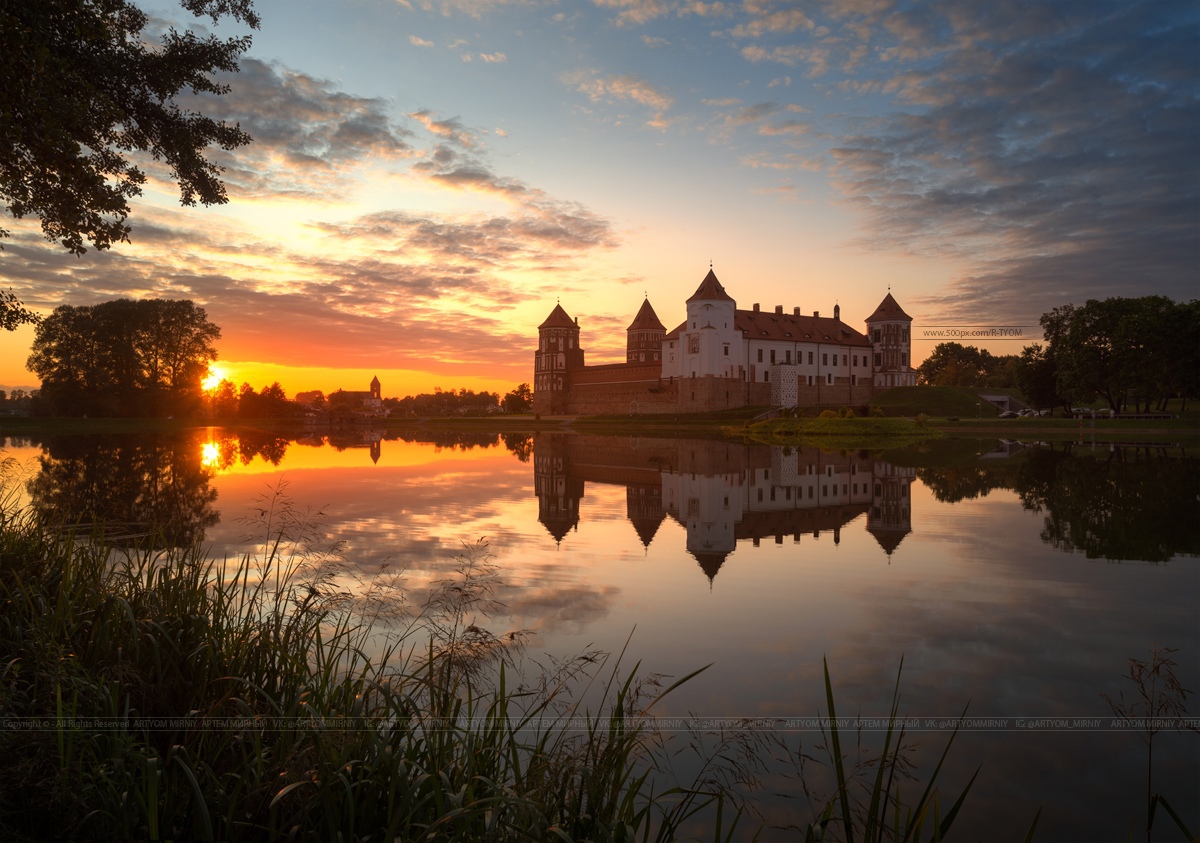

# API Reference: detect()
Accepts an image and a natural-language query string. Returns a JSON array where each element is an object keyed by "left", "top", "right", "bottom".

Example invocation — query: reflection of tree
[
  {"left": 391, "top": 431, "right": 500, "bottom": 451},
  {"left": 235, "top": 430, "right": 290, "bottom": 465},
  {"left": 920, "top": 444, "right": 1199, "bottom": 561},
  {"left": 501, "top": 433, "right": 532, "bottom": 462},
  {"left": 25, "top": 434, "right": 219, "bottom": 548},
  {"left": 917, "top": 463, "right": 1019, "bottom": 503},
  {"left": 1016, "top": 446, "right": 1200, "bottom": 562}
]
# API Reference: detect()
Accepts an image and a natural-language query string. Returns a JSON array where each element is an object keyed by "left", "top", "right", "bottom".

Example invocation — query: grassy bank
[
  {"left": 0, "top": 499, "right": 738, "bottom": 841},
  {"left": 733, "top": 416, "right": 939, "bottom": 448}
]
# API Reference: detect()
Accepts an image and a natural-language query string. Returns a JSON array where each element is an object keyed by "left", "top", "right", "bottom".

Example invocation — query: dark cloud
[{"left": 825, "top": 0, "right": 1199, "bottom": 322}]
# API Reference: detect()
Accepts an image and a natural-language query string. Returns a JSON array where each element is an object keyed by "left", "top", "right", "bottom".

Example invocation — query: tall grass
[{"left": 0, "top": 486, "right": 738, "bottom": 841}]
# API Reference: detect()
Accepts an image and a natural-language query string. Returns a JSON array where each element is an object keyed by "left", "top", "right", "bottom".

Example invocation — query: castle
[{"left": 533, "top": 269, "right": 915, "bottom": 415}]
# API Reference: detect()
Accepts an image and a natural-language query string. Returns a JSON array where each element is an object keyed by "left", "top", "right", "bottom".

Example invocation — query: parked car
[{"left": 998, "top": 410, "right": 1019, "bottom": 418}]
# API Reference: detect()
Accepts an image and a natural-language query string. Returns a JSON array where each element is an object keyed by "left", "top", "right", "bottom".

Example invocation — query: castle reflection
[{"left": 533, "top": 433, "right": 915, "bottom": 581}]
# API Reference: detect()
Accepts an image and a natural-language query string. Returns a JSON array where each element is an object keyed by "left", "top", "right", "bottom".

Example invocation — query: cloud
[
  {"left": 767, "top": 75, "right": 791, "bottom": 88},
  {"left": 591, "top": 0, "right": 672, "bottom": 27},
  {"left": 409, "top": 35, "right": 434, "bottom": 47},
  {"left": 408, "top": 110, "right": 482, "bottom": 148},
  {"left": 179, "top": 59, "right": 415, "bottom": 199},
  {"left": 740, "top": 44, "right": 830, "bottom": 76},
  {"left": 569, "top": 71, "right": 676, "bottom": 127},
  {"left": 478, "top": 51, "right": 508, "bottom": 62},
  {"left": 730, "top": 2, "right": 814, "bottom": 37},
  {"left": 827, "top": 0, "right": 1200, "bottom": 321}
]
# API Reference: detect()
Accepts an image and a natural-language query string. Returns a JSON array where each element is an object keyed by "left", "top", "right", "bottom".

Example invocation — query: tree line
[{"left": 919, "top": 296, "right": 1199, "bottom": 412}]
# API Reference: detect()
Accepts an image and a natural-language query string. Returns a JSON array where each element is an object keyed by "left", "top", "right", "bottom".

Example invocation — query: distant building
[
  {"left": 331, "top": 376, "right": 385, "bottom": 417},
  {"left": 533, "top": 269, "right": 915, "bottom": 415}
]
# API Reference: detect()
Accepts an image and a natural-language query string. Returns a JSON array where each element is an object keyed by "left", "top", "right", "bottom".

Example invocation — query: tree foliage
[
  {"left": 503, "top": 383, "right": 533, "bottom": 414},
  {"left": 385, "top": 387, "right": 501, "bottom": 417},
  {"left": 1038, "top": 296, "right": 1200, "bottom": 412},
  {"left": 0, "top": 289, "right": 38, "bottom": 331},
  {"left": 27, "top": 298, "right": 220, "bottom": 417},
  {"left": 1, "top": 0, "right": 258, "bottom": 254},
  {"left": 915, "top": 342, "right": 1019, "bottom": 388}
]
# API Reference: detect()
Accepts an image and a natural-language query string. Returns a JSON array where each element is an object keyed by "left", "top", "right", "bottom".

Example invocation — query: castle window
[
  {"left": 757, "top": 349, "right": 763, "bottom": 363},
  {"left": 826, "top": 373, "right": 833, "bottom": 385},
  {"left": 808, "top": 352, "right": 813, "bottom": 364},
  {"left": 763, "top": 371, "right": 769, "bottom": 382},
  {"left": 770, "top": 350, "right": 776, "bottom": 364},
  {"left": 853, "top": 355, "right": 858, "bottom": 366},
  {"left": 852, "top": 375, "right": 857, "bottom": 386},
  {"left": 842, "top": 355, "right": 847, "bottom": 366},
  {"left": 785, "top": 350, "right": 792, "bottom": 363},
  {"left": 901, "top": 353, "right": 907, "bottom": 365},
  {"left": 688, "top": 335, "right": 700, "bottom": 354},
  {"left": 723, "top": 344, "right": 730, "bottom": 356},
  {"left": 822, "top": 353, "right": 828, "bottom": 366},
  {"left": 874, "top": 353, "right": 882, "bottom": 366}
]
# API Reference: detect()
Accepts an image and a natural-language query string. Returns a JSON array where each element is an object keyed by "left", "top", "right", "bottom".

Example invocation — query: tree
[
  {"left": 1038, "top": 297, "right": 1200, "bottom": 413},
  {"left": 1, "top": 1, "right": 259, "bottom": 254},
  {"left": 1015, "top": 344, "right": 1058, "bottom": 411},
  {"left": 27, "top": 298, "right": 220, "bottom": 417},
  {"left": 502, "top": 383, "right": 533, "bottom": 414},
  {"left": 1, "top": 289, "right": 38, "bottom": 330}
]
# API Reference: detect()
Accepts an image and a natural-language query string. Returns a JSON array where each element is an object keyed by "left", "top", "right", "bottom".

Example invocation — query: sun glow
[
  {"left": 202, "top": 366, "right": 228, "bottom": 391},
  {"left": 201, "top": 441, "right": 222, "bottom": 467}
]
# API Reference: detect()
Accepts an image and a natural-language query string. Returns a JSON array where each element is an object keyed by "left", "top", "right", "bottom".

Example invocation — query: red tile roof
[
  {"left": 666, "top": 310, "right": 870, "bottom": 345},
  {"left": 686, "top": 269, "right": 735, "bottom": 303},
  {"left": 538, "top": 303, "right": 577, "bottom": 329},
  {"left": 627, "top": 298, "right": 666, "bottom": 332},
  {"left": 865, "top": 292, "right": 912, "bottom": 323}
]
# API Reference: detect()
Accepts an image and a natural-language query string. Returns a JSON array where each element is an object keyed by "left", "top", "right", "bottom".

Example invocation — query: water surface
[{"left": 4, "top": 429, "right": 1197, "bottom": 840}]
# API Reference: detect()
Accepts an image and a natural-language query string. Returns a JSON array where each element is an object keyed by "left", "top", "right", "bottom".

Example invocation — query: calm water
[{"left": 3, "top": 428, "right": 1198, "bottom": 840}]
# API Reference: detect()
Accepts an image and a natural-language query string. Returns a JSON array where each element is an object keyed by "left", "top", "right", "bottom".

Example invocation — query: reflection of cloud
[{"left": 507, "top": 584, "right": 622, "bottom": 634}]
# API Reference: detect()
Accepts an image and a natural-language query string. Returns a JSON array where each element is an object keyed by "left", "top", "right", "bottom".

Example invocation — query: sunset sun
[{"left": 202, "top": 366, "right": 227, "bottom": 392}]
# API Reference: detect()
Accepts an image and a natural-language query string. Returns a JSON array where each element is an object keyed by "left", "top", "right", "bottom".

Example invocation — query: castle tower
[
  {"left": 681, "top": 269, "right": 741, "bottom": 380},
  {"left": 626, "top": 298, "right": 666, "bottom": 364},
  {"left": 865, "top": 293, "right": 915, "bottom": 388},
  {"left": 533, "top": 433, "right": 583, "bottom": 544},
  {"left": 867, "top": 460, "right": 916, "bottom": 559},
  {"left": 370, "top": 375, "right": 381, "bottom": 400},
  {"left": 533, "top": 303, "right": 585, "bottom": 414}
]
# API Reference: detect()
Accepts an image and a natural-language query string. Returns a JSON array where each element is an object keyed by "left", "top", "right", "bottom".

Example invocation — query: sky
[{"left": 2, "top": 0, "right": 1197, "bottom": 396}]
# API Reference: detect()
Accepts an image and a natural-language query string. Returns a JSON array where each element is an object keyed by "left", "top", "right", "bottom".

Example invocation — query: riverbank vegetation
[{"left": 0, "top": 498, "right": 740, "bottom": 840}]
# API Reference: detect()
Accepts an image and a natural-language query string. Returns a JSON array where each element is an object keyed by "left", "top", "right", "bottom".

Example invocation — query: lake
[{"left": 2, "top": 427, "right": 1197, "bottom": 840}]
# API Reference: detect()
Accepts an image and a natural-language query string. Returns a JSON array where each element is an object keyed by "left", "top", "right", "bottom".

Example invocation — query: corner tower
[
  {"left": 533, "top": 303, "right": 585, "bottom": 414},
  {"left": 866, "top": 292, "right": 915, "bottom": 388}
]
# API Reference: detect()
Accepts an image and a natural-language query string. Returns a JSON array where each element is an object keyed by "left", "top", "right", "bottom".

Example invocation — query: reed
[{"left": 0, "top": 487, "right": 740, "bottom": 841}]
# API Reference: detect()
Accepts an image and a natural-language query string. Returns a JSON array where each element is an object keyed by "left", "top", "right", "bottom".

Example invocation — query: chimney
[
  {"left": 793, "top": 307, "right": 800, "bottom": 317},
  {"left": 833, "top": 304, "right": 841, "bottom": 321},
  {"left": 813, "top": 310, "right": 820, "bottom": 318},
  {"left": 752, "top": 303, "right": 760, "bottom": 312},
  {"left": 775, "top": 305, "right": 783, "bottom": 315}
]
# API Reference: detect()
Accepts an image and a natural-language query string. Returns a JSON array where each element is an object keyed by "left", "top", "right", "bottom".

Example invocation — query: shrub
[
  {"left": 819, "top": 409, "right": 840, "bottom": 419},
  {"left": 868, "top": 405, "right": 886, "bottom": 418}
]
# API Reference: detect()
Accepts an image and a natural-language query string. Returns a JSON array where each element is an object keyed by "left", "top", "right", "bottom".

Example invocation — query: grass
[
  {"left": 870, "top": 387, "right": 999, "bottom": 419},
  {"left": 731, "top": 416, "right": 939, "bottom": 449},
  {"left": 0, "top": 487, "right": 741, "bottom": 841}
]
